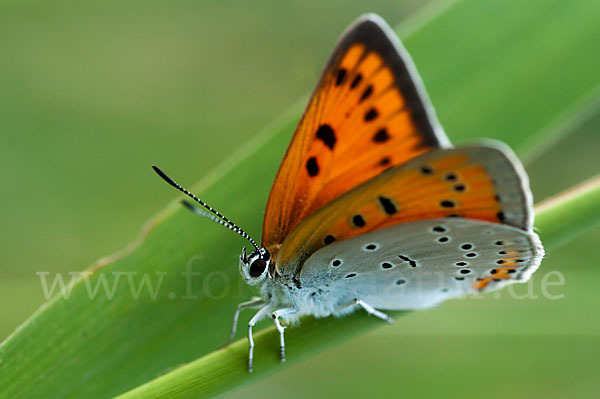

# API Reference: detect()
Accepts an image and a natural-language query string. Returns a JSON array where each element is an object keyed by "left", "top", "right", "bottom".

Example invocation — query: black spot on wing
[
  {"left": 372, "top": 128, "right": 390, "bottom": 143},
  {"left": 364, "top": 108, "right": 378, "bottom": 121},
  {"left": 306, "top": 157, "right": 319, "bottom": 177},
  {"left": 359, "top": 85, "right": 373, "bottom": 102},
  {"left": 379, "top": 157, "right": 391, "bottom": 166},
  {"left": 440, "top": 200, "right": 456, "bottom": 208},
  {"left": 398, "top": 255, "right": 417, "bottom": 267},
  {"left": 350, "top": 73, "right": 362, "bottom": 88},
  {"left": 315, "top": 124, "right": 336, "bottom": 150},
  {"left": 378, "top": 196, "right": 397, "bottom": 215},
  {"left": 444, "top": 173, "right": 457, "bottom": 181},
  {"left": 335, "top": 68, "right": 347, "bottom": 86},
  {"left": 352, "top": 214, "right": 366, "bottom": 227},
  {"left": 420, "top": 166, "right": 434, "bottom": 175}
]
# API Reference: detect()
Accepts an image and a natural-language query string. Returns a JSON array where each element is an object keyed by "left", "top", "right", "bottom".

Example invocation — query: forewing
[{"left": 262, "top": 14, "right": 449, "bottom": 251}]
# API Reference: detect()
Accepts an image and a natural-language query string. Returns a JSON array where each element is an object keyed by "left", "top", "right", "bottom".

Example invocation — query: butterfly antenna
[
  {"left": 181, "top": 200, "right": 258, "bottom": 243},
  {"left": 152, "top": 165, "right": 260, "bottom": 250}
]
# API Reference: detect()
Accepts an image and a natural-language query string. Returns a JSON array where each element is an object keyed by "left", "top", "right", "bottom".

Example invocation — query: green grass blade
[
  {"left": 113, "top": 310, "right": 411, "bottom": 399},
  {"left": 535, "top": 176, "right": 600, "bottom": 249},
  {"left": 2, "top": 0, "right": 600, "bottom": 398}
]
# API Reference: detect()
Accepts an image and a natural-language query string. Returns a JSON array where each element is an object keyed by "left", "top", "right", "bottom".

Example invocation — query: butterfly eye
[{"left": 249, "top": 258, "right": 268, "bottom": 278}]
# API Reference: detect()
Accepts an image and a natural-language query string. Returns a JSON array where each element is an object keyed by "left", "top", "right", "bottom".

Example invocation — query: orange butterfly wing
[
  {"left": 274, "top": 144, "right": 534, "bottom": 279},
  {"left": 262, "top": 15, "right": 449, "bottom": 253}
]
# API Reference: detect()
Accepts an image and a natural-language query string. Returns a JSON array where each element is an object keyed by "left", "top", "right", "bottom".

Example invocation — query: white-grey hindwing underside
[{"left": 299, "top": 218, "right": 543, "bottom": 310}]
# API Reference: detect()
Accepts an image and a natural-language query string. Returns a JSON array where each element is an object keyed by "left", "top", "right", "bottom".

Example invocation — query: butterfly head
[{"left": 239, "top": 246, "right": 271, "bottom": 284}]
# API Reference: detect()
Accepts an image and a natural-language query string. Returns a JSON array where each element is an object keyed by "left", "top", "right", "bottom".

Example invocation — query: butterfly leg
[
  {"left": 222, "top": 296, "right": 265, "bottom": 348},
  {"left": 339, "top": 299, "right": 394, "bottom": 324},
  {"left": 271, "top": 308, "right": 297, "bottom": 363},
  {"left": 247, "top": 305, "right": 269, "bottom": 372}
]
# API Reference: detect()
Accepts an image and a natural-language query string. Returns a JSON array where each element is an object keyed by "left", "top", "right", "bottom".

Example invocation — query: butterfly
[{"left": 153, "top": 14, "right": 544, "bottom": 372}]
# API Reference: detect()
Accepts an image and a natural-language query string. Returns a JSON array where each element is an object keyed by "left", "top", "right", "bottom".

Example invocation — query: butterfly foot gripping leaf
[{"left": 153, "top": 13, "right": 543, "bottom": 371}]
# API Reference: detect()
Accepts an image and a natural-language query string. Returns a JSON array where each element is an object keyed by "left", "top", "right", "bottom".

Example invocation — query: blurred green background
[{"left": 1, "top": 0, "right": 599, "bottom": 398}]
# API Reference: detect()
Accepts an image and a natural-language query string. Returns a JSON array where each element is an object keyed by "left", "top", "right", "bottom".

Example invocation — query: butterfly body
[
  {"left": 251, "top": 143, "right": 543, "bottom": 322},
  {"left": 153, "top": 13, "right": 543, "bottom": 371}
]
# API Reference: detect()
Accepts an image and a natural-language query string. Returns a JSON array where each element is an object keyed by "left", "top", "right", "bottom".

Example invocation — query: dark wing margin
[{"left": 320, "top": 13, "right": 450, "bottom": 149}]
